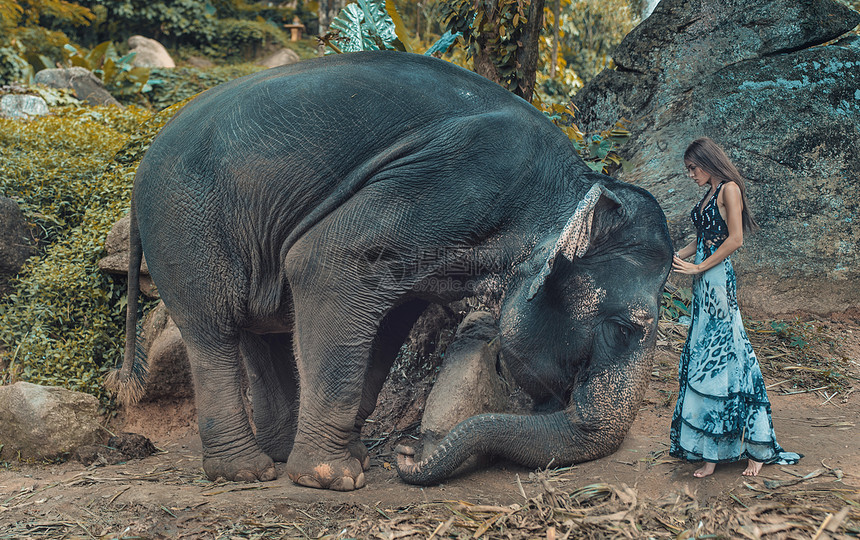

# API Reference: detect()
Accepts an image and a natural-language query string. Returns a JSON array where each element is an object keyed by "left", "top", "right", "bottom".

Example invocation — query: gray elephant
[{"left": 112, "top": 51, "right": 672, "bottom": 490}]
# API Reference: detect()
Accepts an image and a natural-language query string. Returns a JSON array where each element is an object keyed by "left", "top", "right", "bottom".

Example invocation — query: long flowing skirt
[{"left": 670, "top": 242, "right": 801, "bottom": 465}]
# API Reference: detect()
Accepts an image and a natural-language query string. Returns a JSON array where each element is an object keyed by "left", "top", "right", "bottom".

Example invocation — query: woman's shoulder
[{"left": 718, "top": 181, "right": 742, "bottom": 203}]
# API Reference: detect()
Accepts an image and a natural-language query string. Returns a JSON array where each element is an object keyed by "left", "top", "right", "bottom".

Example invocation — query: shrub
[
  {"left": 146, "top": 63, "right": 264, "bottom": 110},
  {"left": 206, "top": 18, "right": 291, "bottom": 60},
  {"left": 0, "top": 101, "right": 186, "bottom": 404}
]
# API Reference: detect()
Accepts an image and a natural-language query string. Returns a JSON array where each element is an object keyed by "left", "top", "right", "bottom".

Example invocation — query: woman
[{"left": 670, "top": 137, "right": 801, "bottom": 478}]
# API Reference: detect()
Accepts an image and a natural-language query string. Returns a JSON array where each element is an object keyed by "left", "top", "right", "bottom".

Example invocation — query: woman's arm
[
  {"left": 673, "top": 182, "right": 744, "bottom": 275},
  {"left": 674, "top": 240, "right": 696, "bottom": 260}
]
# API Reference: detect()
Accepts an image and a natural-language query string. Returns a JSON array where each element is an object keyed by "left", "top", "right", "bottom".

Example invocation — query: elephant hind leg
[
  {"left": 184, "top": 332, "right": 276, "bottom": 482},
  {"left": 350, "top": 300, "right": 429, "bottom": 470},
  {"left": 241, "top": 331, "right": 299, "bottom": 462}
]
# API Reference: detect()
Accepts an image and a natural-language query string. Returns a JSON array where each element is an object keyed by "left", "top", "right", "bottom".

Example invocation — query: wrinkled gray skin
[{"left": 117, "top": 51, "right": 672, "bottom": 490}]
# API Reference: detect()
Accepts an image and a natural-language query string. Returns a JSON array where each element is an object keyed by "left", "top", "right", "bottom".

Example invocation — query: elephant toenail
[{"left": 293, "top": 474, "right": 323, "bottom": 489}]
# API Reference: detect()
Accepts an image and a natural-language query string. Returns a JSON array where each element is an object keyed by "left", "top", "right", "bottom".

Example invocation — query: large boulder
[
  {"left": 34, "top": 67, "right": 121, "bottom": 107},
  {"left": 572, "top": 0, "right": 860, "bottom": 316},
  {"left": 128, "top": 36, "right": 176, "bottom": 68},
  {"left": 0, "top": 382, "right": 103, "bottom": 461},
  {"left": 419, "top": 311, "right": 513, "bottom": 467},
  {"left": 257, "top": 48, "right": 301, "bottom": 69},
  {"left": 0, "top": 196, "right": 35, "bottom": 297},
  {"left": 136, "top": 301, "right": 193, "bottom": 402},
  {"left": 98, "top": 214, "right": 157, "bottom": 297}
]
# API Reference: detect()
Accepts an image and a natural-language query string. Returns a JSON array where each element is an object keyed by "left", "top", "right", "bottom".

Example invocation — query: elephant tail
[
  {"left": 395, "top": 411, "right": 605, "bottom": 486},
  {"left": 105, "top": 203, "right": 149, "bottom": 405}
]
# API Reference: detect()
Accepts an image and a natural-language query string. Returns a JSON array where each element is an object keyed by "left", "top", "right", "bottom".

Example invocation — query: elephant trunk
[{"left": 395, "top": 409, "right": 618, "bottom": 485}]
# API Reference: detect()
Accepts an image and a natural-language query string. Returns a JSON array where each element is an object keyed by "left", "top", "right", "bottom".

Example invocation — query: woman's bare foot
[
  {"left": 742, "top": 460, "right": 763, "bottom": 476},
  {"left": 693, "top": 462, "right": 716, "bottom": 477}
]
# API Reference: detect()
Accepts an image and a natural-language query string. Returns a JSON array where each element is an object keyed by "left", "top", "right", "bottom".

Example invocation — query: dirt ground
[{"left": 1, "top": 316, "right": 858, "bottom": 539}]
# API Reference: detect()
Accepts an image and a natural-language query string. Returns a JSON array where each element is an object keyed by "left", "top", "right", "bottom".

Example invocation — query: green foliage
[
  {"left": 207, "top": 18, "right": 291, "bottom": 60},
  {"left": 390, "top": 0, "right": 447, "bottom": 43},
  {"left": 0, "top": 40, "right": 33, "bottom": 84},
  {"left": 770, "top": 320, "right": 809, "bottom": 350},
  {"left": 323, "top": 0, "right": 407, "bottom": 53},
  {"left": 57, "top": 0, "right": 217, "bottom": 49},
  {"left": 0, "top": 0, "right": 25, "bottom": 27},
  {"left": 0, "top": 102, "right": 184, "bottom": 403},
  {"left": 15, "top": 26, "right": 71, "bottom": 69},
  {"left": 210, "top": 0, "right": 294, "bottom": 23},
  {"left": 0, "top": 0, "right": 94, "bottom": 29},
  {"left": 62, "top": 41, "right": 154, "bottom": 99},
  {"left": 534, "top": 100, "right": 631, "bottom": 174},
  {"left": 444, "top": 0, "right": 533, "bottom": 91},
  {"left": 560, "top": 0, "right": 638, "bottom": 83},
  {"left": 145, "top": 64, "right": 264, "bottom": 110},
  {"left": 659, "top": 286, "right": 692, "bottom": 323},
  {"left": 59, "top": 0, "right": 301, "bottom": 57}
]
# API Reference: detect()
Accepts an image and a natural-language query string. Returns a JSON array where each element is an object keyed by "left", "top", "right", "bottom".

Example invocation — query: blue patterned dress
[{"left": 670, "top": 182, "right": 801, "bottom": 465}]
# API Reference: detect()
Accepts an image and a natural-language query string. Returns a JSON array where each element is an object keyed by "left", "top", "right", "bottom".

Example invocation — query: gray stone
[
  {"left": 572, "top": 0, "right": 860, "bottom": 316},
  {"left": 0, "top": 94, "right": 49, "bottom": 119},
  {"left": 98, "top": 215, "right": 157, "bottom": 297},
  {"left": 137, "top": 301, "right": 193, "bottom": 401},
  {"left": 185, "top": 56, "right": 215, "bottom": 69},
  {"left": 419, "top": 311, "right": 511, "bottom": 466},
  {"left": 257, "top": 48, "right": 301, "bottom": 69},
  {"left": 0, "top": 382, "right": 103, "bottom": 461},
  {"left": 128, "top": 36, "right": 176, "bottom": 68},
  {"left": 34, "top": 67, "right": 121, "bottom": 107},
  {"left": 0, "top": 196, "right": 35, "bottom": 297}
]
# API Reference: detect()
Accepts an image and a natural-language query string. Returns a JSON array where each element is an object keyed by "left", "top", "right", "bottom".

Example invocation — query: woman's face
[{"left": 685, "top": 160, "right": 712, "bottom": 187}]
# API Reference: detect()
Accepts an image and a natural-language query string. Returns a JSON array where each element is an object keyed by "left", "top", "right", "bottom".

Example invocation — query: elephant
[{"left": 112, "top": 51, "right": 673, "bottom": 491}]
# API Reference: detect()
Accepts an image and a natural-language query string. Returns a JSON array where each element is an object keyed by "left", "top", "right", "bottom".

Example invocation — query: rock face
[
  {"left": 257, "top": 48, "right": 301, "bottom": 69},
  {"left": 419, "top": 311, "right": 513, "bottom": 468},
  {"left": 98, "top": 215, "right": 157, "bottom": 297},
  {"left": 137, "top": 301, "right": 193, "bottom": 401},
  {"left": 0, "top": 94, "right": 49, "bottom": 119},
  {"left": 572, "top": 0, "right": 860, "bottom": 316},
  {"left": 0, "top": 196, "right": 34, "bottom": 297},
  {"left": 0, "top": 382, "right": 103, "bottom": 461},
  {"left": 128, "top": 36, "right": 176, "bottom": 68},
  {"left": 34, "top": 67, "right": 121, "bottom": 107}
]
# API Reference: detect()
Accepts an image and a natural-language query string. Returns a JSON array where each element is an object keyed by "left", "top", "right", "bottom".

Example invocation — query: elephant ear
[{"left": 527, "top": 183, "right": 622, "bottom": 301}]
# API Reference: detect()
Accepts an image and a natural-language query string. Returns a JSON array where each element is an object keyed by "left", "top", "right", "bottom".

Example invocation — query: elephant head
[{"left": 396, "top": 181, "right": 672, "bottom": 484}]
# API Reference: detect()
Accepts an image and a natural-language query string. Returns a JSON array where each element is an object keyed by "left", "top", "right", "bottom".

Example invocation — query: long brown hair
[{"left": 684, "top": 137, "right": 759, "bottom": 233}]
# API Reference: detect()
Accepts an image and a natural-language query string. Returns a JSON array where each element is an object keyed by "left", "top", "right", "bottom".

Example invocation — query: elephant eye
[{"left": 608, "top": 318, "right": 638, "bottom": 347}]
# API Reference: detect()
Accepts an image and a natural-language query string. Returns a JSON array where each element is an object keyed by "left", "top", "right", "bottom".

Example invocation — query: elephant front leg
[
  {"left": 286, "top": 332, "right": 372, "bottom": 491},
  {"left": 185, "top": 335, "right": 277, "bottom": 482},
  {"left": 348, "top": 300, "right": 430, "bottom": 471}
]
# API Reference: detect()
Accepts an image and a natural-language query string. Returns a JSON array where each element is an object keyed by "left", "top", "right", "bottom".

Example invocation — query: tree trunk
[
  {"left": 514, "top": 0, "right": 546, "bottom": 102},
  {"left": 550, "top": 0, "right": 560, "bottom": 78},
  {"left": 470, "top": 0, "right": 546, "bottom": 101}
]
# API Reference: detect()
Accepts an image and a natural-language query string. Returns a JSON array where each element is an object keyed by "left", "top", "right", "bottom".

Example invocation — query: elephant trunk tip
[{"left": 394, "top": 444, "right": 432, "bottom": 485}]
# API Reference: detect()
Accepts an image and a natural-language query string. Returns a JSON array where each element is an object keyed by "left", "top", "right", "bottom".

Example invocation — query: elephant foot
[
  {"left": 286, "top": 444, "right": 366, "bottom": 491},
  {"left": 203, "top": 451, "right": 277, "bottom": 482},
  {"left": 348, "top": 436, "right": 371, "bottom": 471}
]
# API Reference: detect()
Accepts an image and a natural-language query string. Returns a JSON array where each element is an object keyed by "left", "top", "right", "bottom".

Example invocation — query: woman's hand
[{"left": 672, "top": 255, "right": 701, "bottom": 274}]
